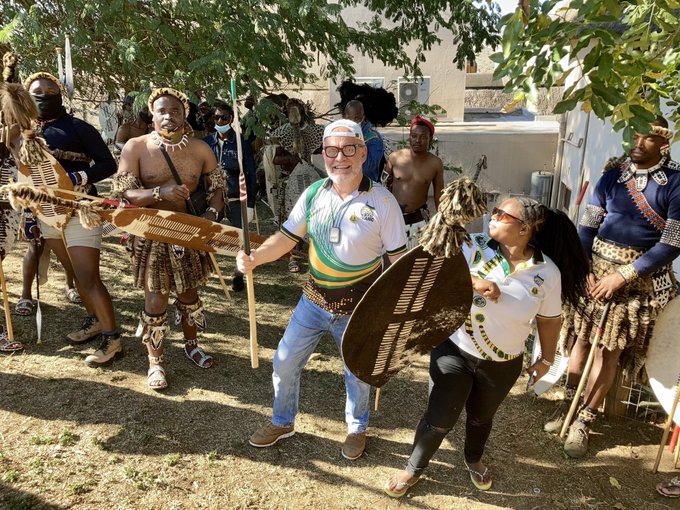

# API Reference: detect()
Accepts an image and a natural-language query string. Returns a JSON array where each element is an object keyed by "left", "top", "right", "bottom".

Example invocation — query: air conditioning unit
[{"left": 398, "top": 77, "right": 431, "bottom": 107}]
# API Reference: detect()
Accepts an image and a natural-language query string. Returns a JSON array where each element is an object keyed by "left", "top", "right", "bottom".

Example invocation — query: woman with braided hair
[{"left": 384, "top": 196, "right": 589, "bottom": 497}]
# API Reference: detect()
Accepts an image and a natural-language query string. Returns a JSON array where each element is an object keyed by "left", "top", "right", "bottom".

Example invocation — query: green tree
[
  {"left": 493, "top": 0, "right": 680, "bottom": 145},
  {"left": 1, "top": 0, "right": 500, "bottom": 104}
]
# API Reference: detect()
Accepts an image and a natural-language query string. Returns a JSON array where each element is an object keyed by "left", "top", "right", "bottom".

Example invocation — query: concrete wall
[
  {"left": 279, "top": 5, "right": 467, "bottom": 121},
  {"left": 381, "top": 122, "right": 560, "bottom": 199}
]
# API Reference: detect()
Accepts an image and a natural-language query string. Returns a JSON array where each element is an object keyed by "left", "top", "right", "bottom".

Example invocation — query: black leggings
[{"left": 406, "top": 341, "right": 523, "bottom": 476}]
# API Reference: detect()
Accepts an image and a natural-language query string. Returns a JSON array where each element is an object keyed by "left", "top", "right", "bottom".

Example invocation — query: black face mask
[
  {"left": 32, "top": 93, "right": 66, "bottom": 121},
  {"left": 139, "top": 112, "right": 153, "bottom": 124}
]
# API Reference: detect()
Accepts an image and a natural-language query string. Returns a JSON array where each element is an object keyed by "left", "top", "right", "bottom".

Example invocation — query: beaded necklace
[{"left": 151, "top": 130, "right": 188, "bottom": 152}]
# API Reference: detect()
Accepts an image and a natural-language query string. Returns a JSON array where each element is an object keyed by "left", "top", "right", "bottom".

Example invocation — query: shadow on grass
[{"left": 0, "top": 483, "right": 68, "bottom": 510}]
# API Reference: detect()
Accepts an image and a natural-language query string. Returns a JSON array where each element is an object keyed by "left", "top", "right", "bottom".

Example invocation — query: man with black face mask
[
  {"left": 203, "top": 100, "right": 257, "bottom": 291},
  {"left": 20, "top": 72, "right": 121, "bottom": 368}
]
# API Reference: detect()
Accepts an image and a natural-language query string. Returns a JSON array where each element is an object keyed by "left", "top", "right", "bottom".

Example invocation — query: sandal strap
[
  {"left": 669, "top": 477, "right": 680, "bottom": 487},
  {"left": 186, "top": 345, "right": 213, "bottom": 368},
  {"left": 0, "top": 339, "right": 23, "bottom": 351},
  {"left": 465, "top": 462, "right": 490, "bottom": 482},
  {"left": 148, "top": 364, "right": 166, "bottom": 376}
]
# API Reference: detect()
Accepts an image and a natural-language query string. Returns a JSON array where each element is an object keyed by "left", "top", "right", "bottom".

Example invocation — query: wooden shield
[
  {"left": 98, "top": 207, "right": 267, "bottom": 257},
  {"left": 646, "top": 297, "right": 680, "bottom": 424},
  {"left": 17, "top": 152, "right": 74, "bottom": 230},
  {"left": 529, "top": 331, "right": 568, "bottom": 396},
  {"left": 5, "top": 184, "right": 267, "bottom": 257},
  {"left": 0, "top": 162, "right": 20, "bottom": 259},
  {"left": 283, "top": 162, "right": 324, "bottom": 215},
  {"left": 342, "top": 246, "right": 472, "bottom": 387}
]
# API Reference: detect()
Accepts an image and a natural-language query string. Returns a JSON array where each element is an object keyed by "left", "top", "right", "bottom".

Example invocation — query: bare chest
[
  {"left": 392, "top": 157, "right": 437, "bottom": 185},
  {"left": 139, "top": 146, "right": 203, "bottom": 191}
]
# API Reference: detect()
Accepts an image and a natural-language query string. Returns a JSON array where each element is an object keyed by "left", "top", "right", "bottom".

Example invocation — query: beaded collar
[
  {"left": 617, "top": 157, "right": 668, "bottom": 191},
  {"left": 151, "top": 130, "right": 188, "bottom": 152}
]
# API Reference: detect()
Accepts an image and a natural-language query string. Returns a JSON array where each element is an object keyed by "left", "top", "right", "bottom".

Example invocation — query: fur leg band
[
  {"left": 141, "top": 310, "right": 169, "bottom": 351},
  {"left": 174, "top": 298, "right": 206, "bottom": 331}
]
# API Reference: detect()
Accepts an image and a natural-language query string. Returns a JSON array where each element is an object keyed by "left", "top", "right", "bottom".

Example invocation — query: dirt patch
[{"left": 0, "top": 208, "right": 676, "bottom": 510}]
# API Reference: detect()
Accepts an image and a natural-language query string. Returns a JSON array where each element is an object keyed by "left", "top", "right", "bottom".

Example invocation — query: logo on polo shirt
[
  {"left": 473, "top": 295, "right": 486, "bottom": 307},
  {"left": 360, "top": 205, "right": 376, "bottom": 222}
]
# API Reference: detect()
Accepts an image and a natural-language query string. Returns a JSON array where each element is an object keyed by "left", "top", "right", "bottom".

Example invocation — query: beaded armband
[
  {"left": 617, "top": 264, "right": 638, "bottom": 283},
  {"left": 152, "top": 186, "right": 161, "bottom": 202}
]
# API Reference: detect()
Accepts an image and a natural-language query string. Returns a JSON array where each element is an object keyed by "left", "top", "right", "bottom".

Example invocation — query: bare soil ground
[{"left": 0, "top": 208, "right": 677, "bottom": 510}]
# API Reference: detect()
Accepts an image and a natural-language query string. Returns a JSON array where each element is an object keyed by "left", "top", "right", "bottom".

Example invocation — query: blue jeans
[{"left": 271, "top": 295, "right": 371, "bottom": 433}]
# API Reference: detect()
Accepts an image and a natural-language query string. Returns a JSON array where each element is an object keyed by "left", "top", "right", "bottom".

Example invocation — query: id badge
[{"left": 329, "top": 227, "right": 341, "bottom": 244}]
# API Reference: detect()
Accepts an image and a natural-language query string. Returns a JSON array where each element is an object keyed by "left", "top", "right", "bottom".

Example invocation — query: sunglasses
[
  {"left": 214, "top": 114, "right": 232, "bottom": 121},
  {"left": 491, "top": 207, "right": 524, "bottom": 224},
  {"left": 323, "top": 144, "right": 364, "bottom": 158}
]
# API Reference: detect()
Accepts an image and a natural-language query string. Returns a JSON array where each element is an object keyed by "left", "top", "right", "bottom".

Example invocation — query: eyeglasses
[
  {"left": 323, "top": 144, "right": 364, "bottom": 158},
  {"left": 214, "top": 114, "right": 232, "bottom": 121},
  {"left": 491, "top": 207, "right": 524, "bottom": 224}
]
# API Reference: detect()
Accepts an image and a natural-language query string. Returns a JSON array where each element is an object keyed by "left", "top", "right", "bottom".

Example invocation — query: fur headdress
[
  {"left": 148, "top": 87, "right": 190, "bottom": 117},
  {"left": 651, "top": 124, "right": 673, "bottom": 141},
  {"left": 23, "top": 71, "right": 66, "bottom": 96}
]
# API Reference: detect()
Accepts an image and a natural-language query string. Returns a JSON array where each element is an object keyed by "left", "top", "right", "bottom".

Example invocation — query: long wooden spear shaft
[
  {"left": 560, "top": 301, "right": 611, "bottom": 438},
  {"left": 231, "top": 79, "right": 259, "bottom": 369},
  {"left": 653, "top": 376, "right": 680, "bottom": 473}
]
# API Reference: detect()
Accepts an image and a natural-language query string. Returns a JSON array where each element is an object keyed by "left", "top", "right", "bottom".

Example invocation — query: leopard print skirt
[{"left": 560, "top": 236, "right": 675, "bottom": 376}]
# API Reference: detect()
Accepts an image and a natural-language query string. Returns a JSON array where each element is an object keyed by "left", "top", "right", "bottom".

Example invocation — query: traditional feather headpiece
[
  {"left": 23, "top": 72, "right": 66, "bottom": 96},
  {"left": 419, "top": 177, "right": 487, "bottom": 258},
  {"left": 0, "top": 81, "right": 50, "bottom": 165},
  {"left": 2, "top": 52, "right": 18, "bottom": 83},
  {"left": 148, "top": 87, "right": 190, "bottom": 117}
]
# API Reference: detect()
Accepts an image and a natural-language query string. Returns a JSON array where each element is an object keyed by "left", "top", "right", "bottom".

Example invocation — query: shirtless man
[
  {"left": 114, "top": 106, "right": 152, "bottom": 152},
  {"left": 384, "top": 116, "right": 443, "bottom": 249},
  {"left": 115, "top": 88, "right": 224, "bottom": 390}
]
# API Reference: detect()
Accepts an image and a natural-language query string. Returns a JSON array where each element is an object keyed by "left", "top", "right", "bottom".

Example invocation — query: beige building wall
[
  {"left": 381, "top": 122, "right": 559, "bottom": 199},
  {"left": 277, "top": 6, "right": 467, "bottom": 121}
]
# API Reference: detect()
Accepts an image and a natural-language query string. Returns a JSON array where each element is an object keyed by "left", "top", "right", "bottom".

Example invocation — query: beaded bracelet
[
  {"left": 540, "top": 358, "right": 553, "bottom": 367},
  {"left": 152, "top": 186, "right": 161, "bottom": 202},
  {"left": 77, "top": 171, "right": 89, "bottom": 187},
  {"left": 617, "top": 264, "right": 638, "bottom": 283}
]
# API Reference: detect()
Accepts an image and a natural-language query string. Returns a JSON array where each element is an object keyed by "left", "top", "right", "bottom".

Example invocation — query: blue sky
[{"left": 496, "top": 0, "right": 520, "bottom": 14}]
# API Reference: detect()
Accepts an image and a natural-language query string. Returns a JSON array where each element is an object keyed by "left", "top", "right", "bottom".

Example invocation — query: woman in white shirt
[{"left": 384, "top": 196, "right": 590, "bottom": 497}]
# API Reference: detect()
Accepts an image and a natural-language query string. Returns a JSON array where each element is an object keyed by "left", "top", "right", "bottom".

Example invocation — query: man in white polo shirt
[{"left": 237, "top": 119, "right": 407, "bottom": 460}]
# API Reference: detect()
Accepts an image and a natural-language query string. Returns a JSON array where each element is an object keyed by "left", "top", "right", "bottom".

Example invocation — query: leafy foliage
[
  {"left": 493, "top": 1, "right": 680, "bottom": 145},
  {"left": 1, "top": 0, "right": 500, "bottom": 104}
]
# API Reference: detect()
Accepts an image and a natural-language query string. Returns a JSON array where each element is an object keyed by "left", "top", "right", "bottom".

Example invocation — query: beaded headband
[
  {"left": 147, "top": 87, "right": 190, "bottom": 118},
  {"left": 651, "top": 125, "right": 673, "bottom": 140},
  {"left": 23, "top": 72, "right": 66, "bottom": 96}
]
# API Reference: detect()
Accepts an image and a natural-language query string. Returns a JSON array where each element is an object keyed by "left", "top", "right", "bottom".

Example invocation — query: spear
[
  {"left": 230, "top": 78, "right": 259, "bottom": 369},
  {"left": 63, "top": 35, "right": 74, "bottom": 103},
  {"left": 56, "top": 48, "right": 64, "bottom": 84},
  {"left": 35, "top": 239, "right": 42, "bottom": 344}
]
